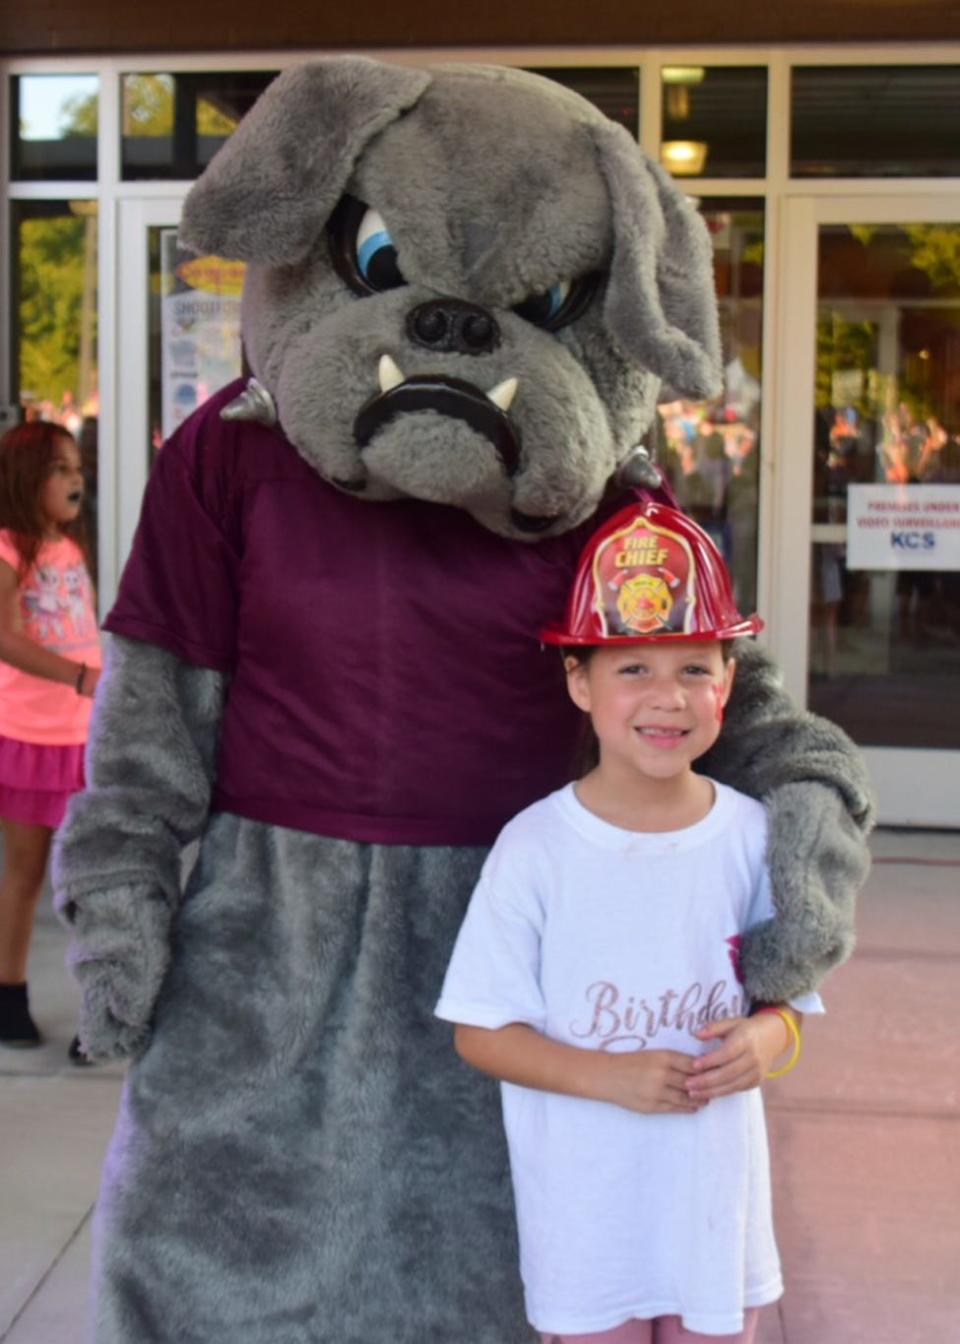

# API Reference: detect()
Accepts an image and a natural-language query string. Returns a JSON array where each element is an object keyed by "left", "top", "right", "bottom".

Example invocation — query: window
[
  {"left": 792, "top": 66, "right": 960, "bottom": 178},
  {"left": 654, "top": 202, "right": 765, "bottom": 615},
  {"left": 121, "top": 71, "right": 277, "bottom": 180},
  {"left": 660, "top": 66, "right": 766, "bottom": 178},
  {"left": 10, "top": 199, "right": 100, "bottom": 577},
  {"left": 11, "top": 75, "right": 98, "bottom": 180}
]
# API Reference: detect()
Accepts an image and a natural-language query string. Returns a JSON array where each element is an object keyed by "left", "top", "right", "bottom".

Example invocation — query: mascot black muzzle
[
  {"left": 352, "top": 374, "right": 557, "bottom": 532},
  {"left": 353, "top": 373, "right": 520, "bottom": 476}
]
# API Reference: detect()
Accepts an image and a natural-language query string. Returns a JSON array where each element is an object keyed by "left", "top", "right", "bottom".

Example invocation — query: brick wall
[{"left": 3, "top": 0, "right": 960, "bottom": 56}]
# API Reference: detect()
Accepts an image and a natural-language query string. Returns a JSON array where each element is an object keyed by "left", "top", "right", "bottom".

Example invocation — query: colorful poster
[
  {"left": 847, "top": 484, "right": 960, "bottom": 571},
  {"left": 160, "top": 230, "right": 244, "bottom": 439}
]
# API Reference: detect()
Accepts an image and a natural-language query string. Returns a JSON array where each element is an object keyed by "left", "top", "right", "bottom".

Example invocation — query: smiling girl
[
  {"left": 436, "top": 500, "right": 820, "bottom": 1344},
  {"left": 0, "top": 422, "right": 101, "bottom": 1052}
]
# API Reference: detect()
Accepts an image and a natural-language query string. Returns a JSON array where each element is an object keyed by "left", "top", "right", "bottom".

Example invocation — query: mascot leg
[{"left": 89, "top": 815, "right": 527, "bottom": 1343}]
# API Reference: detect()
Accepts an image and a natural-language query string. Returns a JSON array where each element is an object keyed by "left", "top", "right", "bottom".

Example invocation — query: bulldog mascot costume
[{"left": 54, "top": 60, "right": 874, "bottom": 1344}]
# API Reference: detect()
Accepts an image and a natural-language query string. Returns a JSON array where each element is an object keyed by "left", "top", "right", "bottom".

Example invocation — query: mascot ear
[
  {"left": 591, "top": 121, "right": 723, "bottom": 400},
  {"left": 179, "top": 58, "right": 432, "bottom": 265}
]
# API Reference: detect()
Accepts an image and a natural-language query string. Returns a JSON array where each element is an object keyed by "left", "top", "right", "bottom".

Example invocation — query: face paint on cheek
[{"left": 712, "top": 683, "right": 725, "bottom": 725}]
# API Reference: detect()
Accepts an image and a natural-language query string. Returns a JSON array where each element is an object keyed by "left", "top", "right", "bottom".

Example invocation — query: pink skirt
[{"left": 0, "top": 734, "right": 86, "bottom": 829}]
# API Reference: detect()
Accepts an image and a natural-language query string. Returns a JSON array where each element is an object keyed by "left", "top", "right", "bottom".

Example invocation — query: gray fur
[
  {"left": 60, "top": 882, "right": 172, "bottom": 1060},
  {"left": 179, "top": 59, "right": 432, "bottom": 266},
  {"left": 88, "top": 815, "right": 528, "bottom": 1344},
  {"left": 185, "top": 60, "right": 721, "bottom": 540},
  {"left": 745, "top": 782, "right": 869, "bottom": 1001},
  {"left": 52, "top": 635, "right": 225, "bottom": 1059},
  {"left": 592, "top": 123, "right": 722, "bottom": 399},
  {"left": 351, "top": 69, "right": 612, "bottom": 304},
  {"left": 702, "top": 641, "right": 875, "bottom": 1000}
]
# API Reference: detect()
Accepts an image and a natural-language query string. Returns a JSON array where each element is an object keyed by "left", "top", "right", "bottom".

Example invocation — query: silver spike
[
  {"left": 219, "top": 377, "right": 278, "bottom": 427},
  {"left": 617, "top": 445, "right": 663, "bottom": 489}
]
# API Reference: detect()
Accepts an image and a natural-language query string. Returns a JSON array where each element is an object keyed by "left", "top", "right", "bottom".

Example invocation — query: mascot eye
[
  {"left": 327, "top": 194, "right": 408, "bottom": 297},
  {"left": 513, "top": 281, "right": 571, "bottom": 326},
  {"left": 356, "top": 208, "right": 406, "bottom": 291},
  {"left": 511, "top": 273, "right": 600, "bottom": 331}
]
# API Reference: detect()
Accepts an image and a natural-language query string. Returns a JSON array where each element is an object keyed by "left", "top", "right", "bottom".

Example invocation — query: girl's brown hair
[{"left": 0, "top": 421, "right": 89, "bottom": 581}]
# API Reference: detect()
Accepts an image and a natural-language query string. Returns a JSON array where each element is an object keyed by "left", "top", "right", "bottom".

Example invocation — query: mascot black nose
[{"left": 407, "top": 300, "right": 501, "bottom": 355}]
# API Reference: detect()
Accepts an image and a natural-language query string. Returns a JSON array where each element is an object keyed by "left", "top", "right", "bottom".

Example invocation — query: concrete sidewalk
[
  {"left": 759, "top": 826, "right": 960, "bottom": 1343},
  {"left": 2, "top": 828, "right": 958, "bottom": 1343}
]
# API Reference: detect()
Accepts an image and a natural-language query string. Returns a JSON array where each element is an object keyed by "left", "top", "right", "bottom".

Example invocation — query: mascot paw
[
  {"left": 73, "top": 997, "right": 154, "bottom": 1062},
  {"left": 739, "top": 912, "right": 854, "bottom": 1005},
  {"left": 56, "top": 882, "right": 174, "bottom": 1061}
]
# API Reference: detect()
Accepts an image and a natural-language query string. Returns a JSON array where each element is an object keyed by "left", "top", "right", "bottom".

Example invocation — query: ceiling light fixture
[
  {"left": 660, "top": 140, "right": 709, "bottom": 176},
  {"left": 662, "top": 66, "right": 706, "bottom": 86}
]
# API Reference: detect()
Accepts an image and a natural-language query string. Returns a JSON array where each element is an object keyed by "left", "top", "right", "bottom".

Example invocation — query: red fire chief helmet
[{"left": 541, "top": 500, "right": 763, "bottom": 646}]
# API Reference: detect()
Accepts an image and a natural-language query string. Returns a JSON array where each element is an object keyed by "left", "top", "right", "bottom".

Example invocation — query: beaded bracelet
[
  {"left": 75, "top": 662, "right": 87, "bottom": 696},
  {"left": 755, "top": 1005, "right": 802, "bottom": 1079}
]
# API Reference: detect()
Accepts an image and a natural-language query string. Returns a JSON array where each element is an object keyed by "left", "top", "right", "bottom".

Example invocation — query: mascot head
[{"left": 180, "top": 58, "right": 721, "bottom": 539}]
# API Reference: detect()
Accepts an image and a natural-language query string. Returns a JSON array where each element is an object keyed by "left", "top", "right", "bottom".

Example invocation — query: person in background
[{"left": 0, "top": 422, "right": 101, "bottom": 1057}]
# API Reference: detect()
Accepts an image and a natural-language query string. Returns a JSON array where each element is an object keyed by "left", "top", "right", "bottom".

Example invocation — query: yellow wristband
[{"left": 761, "top": 1007, "right": 802, "bottom": 1079}]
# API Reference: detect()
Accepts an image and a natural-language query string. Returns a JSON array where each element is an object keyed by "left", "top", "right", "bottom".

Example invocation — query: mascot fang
[{"left": 53, "top": 59, "right": 874, "bottom": 1344}]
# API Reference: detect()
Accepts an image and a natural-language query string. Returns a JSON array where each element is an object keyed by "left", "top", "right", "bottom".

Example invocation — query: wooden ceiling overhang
[{"left": 3, "top": 0, "right": 960, "bottom": 56}]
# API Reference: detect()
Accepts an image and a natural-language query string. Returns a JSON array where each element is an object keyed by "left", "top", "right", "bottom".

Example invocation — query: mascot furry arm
[
  {"left": 703, "top": 641, "right": 873, "bottom": 1001},
  {"left": 55, "top": 645, "right": 872, "bottom": 1057},
  {"left": 54, "top": 641, "right": 225, "bottom": 1058},
  {"left": 54, "top": 62, "right": 873, "bottom": 1052}
]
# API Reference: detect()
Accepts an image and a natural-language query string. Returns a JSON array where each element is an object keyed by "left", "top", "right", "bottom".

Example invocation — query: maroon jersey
[{"left": 106, "top": 381, "right": 615, "bottom": 845}]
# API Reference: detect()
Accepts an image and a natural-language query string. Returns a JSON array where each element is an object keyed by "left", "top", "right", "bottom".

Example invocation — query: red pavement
[{"left": 758, "top": 829, "right": 960, "bottom": 1343}]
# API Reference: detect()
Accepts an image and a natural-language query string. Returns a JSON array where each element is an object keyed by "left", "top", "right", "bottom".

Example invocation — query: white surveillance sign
[{"left": 846, "top": 484, "right": 960, "bottom": 571}]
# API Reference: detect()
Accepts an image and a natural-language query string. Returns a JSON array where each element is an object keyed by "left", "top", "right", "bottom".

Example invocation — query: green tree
[
  {"left": 17, "top": 209, "right": 97, "bottom": 410},
  {"left": 122, "top": 74, "right": 174, "bottom": 136},
  {"left": 903, "top": 225, "right": 960, "bottom": 295},
  {"left": 120, "top": 74, "right": 238, "bottom": 138},
  {"left": 61, "top": 90, "right": 97, "bottom": 137},
  {"left": 815, "top": 315, "right": 875, "bottom": 414}
]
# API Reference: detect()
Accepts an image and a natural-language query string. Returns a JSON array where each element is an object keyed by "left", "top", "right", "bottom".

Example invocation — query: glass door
[
  {"left": 774, "top": 196, "right": 960, "bottom": 826},
  {"left": 114, "top": 196, "right": 244, "bottom": 605}
]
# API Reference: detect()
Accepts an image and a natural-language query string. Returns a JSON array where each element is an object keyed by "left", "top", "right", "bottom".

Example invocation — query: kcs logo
[{"left": 891, "top": 531, "right": 936, "bottom": 551}]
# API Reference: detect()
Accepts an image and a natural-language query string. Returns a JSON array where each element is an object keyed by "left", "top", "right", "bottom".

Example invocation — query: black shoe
[
  {"left": 68, "top": 1034, "right": 94, "bottom": 1066},
  {"left": 0, "top": 982, "right": 42, "bottom": 1048}
]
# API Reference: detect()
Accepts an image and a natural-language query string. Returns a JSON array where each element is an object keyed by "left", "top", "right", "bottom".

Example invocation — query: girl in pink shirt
[{"left": 0, "top": 422, "right": 101, "bottom": 1052}]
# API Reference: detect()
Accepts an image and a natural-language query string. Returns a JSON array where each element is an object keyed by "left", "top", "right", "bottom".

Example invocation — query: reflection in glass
[
  {"left": 11, "top": 202, "right": 100, "bottom": 579},
  {"left": 660, "top": 67, "right": 766, "bottom": 179},
  {"left": 12, "top": 75, "right": 98, "bottom": 181},
  {"left": 809, "top": 224, "right": 960, "bottom": 748},
  {"left": 147, "top": 228, "right": 245, "bottom": 462},
  {"left": 654, "top": 203, "right": 764, "bottom": 617},
  {"left": 121, "top": 72, "right": 277, "bottom": 180},
  {"left": 792, "top": 66, "right": 960, "bottom": 178}
]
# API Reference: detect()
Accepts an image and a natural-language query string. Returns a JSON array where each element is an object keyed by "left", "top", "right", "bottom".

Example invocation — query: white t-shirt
[{"left": 435, "top": 780, "right": 822, "bottom": 1337}]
